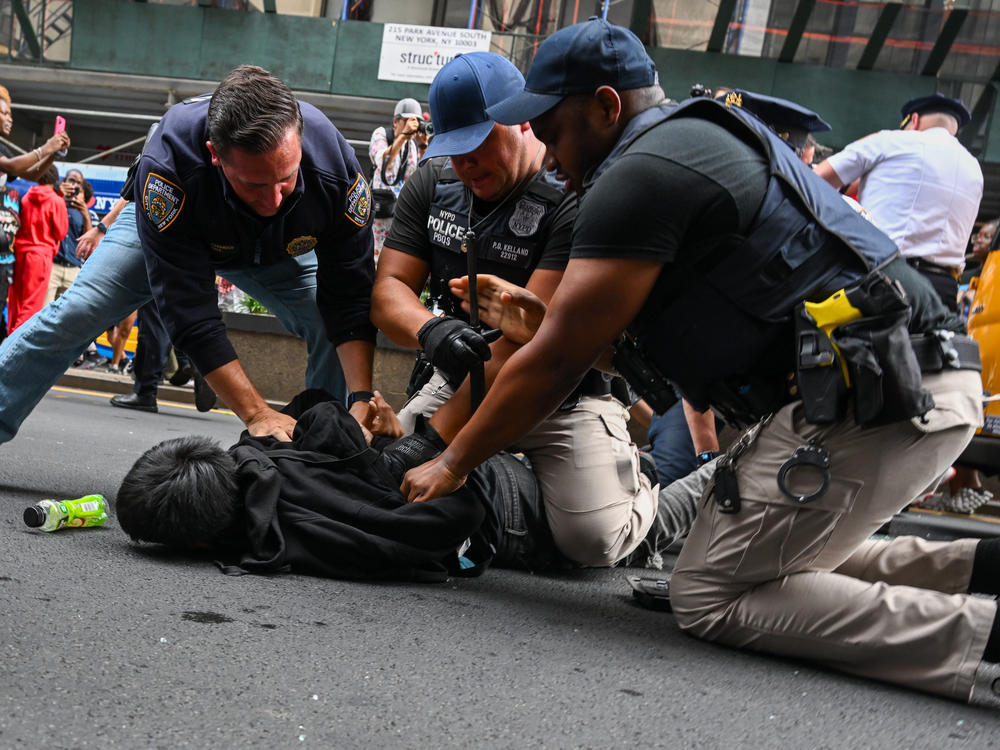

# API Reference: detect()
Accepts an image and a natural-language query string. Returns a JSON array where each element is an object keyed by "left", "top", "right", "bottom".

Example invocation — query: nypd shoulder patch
[
  {"left": 344, "top": 173, "right": 372, "bottom": 228},
  {"left": 143, "top": 172, "right": 185, "bottom": 232}
]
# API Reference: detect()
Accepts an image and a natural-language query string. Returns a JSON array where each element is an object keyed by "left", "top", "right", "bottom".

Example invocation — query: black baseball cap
[{"left": 486, "top": 18, "right": 658, "bottom": 126}]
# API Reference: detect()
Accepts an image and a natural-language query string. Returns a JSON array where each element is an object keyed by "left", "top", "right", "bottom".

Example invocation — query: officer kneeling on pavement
[
  {"left": 372, "top": 51, "right": 661, "bottom": 567},
  {"left": 399, "top": 19, "right": 1000, "bottom": 708}
]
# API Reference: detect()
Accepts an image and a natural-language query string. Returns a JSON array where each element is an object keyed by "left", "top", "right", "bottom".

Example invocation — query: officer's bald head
[{"left": 208, "top": 65, "right": 303, "bottom": 159}]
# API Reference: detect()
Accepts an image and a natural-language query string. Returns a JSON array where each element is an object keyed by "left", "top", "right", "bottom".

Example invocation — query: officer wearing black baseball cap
[{"left": 403, "top": 17, "right": 995, "bottom": 709}]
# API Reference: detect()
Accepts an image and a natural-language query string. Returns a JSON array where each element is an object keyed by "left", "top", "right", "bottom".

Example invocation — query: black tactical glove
[
  {"left": 375, "top": 416, "right": 448, "bottom": 486},
  {"left": 417, "top": 316, "right": 492, "bottom": 389}
]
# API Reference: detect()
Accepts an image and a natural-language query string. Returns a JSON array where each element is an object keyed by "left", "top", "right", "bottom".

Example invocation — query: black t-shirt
[
  {"left": 386, "top": 159, "right": 575, "bottom": 284},
  {"left": 574, "top": 116, "right": 963, "bottom": 335},
  {"left": 0, "top": 142, "right": 13, "bottom": 180},
  {"left": 573, "top": 118, "right": 768, "bottom": 264}
]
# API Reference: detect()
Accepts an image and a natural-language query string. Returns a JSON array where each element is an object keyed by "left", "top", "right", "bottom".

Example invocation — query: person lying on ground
[{"left": 115, "top": 391, "right": 554, "bottom": 580}]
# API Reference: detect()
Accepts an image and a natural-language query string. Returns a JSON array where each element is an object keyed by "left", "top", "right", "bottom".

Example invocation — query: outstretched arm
[
  {"left": 402, "top": 256, "right": 663, "bottom": 501},
  {"left": 0, "top": 131, "right": 69, "bottom": 182}
]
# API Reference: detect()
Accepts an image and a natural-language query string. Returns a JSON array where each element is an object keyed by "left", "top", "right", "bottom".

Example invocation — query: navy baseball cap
[
  {"left": 900, "top": 93, "right": 971, "bottom": 129},
  {"left": 487, "top": 18, "right": 657, "bottom": 126},
  {"left": 720, "top": 89, "right": 830, "bottom": 149},
  {"left": 420, "top": 52, "right": 525, "bottom": 163}
]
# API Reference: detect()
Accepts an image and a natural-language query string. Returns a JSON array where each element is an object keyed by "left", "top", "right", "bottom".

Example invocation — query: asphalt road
[{"left": 1, "top": 385, "right": 999, "bottom": 749}]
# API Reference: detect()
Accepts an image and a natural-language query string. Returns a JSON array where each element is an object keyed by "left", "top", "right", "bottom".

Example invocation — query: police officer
[
  {"left": 815, "top": 93, "right": 983, "bottom": 312},
  {"left": 722, "top": 89, "right": 831, "bottom": 165},
  {"left": 402, "top": 20, "right": 1000, "bottom": 707},
  {"left": 372, "top": 51, "right": 658, "bottom": 567},
  {"left": 0, "top": 65, "right": 375, "bottom": 444}
]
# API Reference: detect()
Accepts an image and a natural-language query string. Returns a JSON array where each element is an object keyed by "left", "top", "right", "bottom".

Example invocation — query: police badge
[
  {"left": 508, "top": 198, "right": 545, "bottom": 237},
  {"left": 286, "top": 236, "right": 318, "bottom": 256}
]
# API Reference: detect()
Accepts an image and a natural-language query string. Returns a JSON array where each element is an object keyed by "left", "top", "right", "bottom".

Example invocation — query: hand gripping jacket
[{"left": 607, "top": 99, "right": 907, "bottom": 426}]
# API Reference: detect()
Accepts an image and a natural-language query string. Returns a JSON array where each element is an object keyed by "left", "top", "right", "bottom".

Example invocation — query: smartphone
[
  {"left": 628, "top": 575, "right": 672, "bottom": 612},
  {"left": 54, "top": 116, "right": 67, "bottom": 157}
]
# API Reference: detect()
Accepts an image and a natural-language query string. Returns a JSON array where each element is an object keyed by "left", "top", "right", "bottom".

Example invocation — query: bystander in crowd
[
  {"left": 8, "top": 165, "right": 66, "bottom": 333},
  {"left": 369, "top": 97, "right": 422, "bottom": 262},
  {"left": 47, "top": 169, "right": 94, "bottom": 304}
]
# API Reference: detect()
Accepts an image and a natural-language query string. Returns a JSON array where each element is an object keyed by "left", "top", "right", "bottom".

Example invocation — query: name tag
[{"left": 482, "top": 235, "right": 536, "bottom": 269}]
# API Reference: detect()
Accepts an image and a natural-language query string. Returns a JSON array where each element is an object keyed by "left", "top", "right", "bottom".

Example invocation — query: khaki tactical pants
[
  {"left": 400, "top": 371, "right": 657, "bottom": 566},
  {"left": 671, "top": 369, "right": 995, "bottom": 700}
]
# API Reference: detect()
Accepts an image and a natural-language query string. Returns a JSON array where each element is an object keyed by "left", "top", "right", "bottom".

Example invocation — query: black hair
[
  {"left": 82, "top": 178, "right": 94, "bottom": 203},
  {"left": 38, "top": 164, "right": 59, "bottom": 186},
  {"left": 116, "top": 436, "right": 241, "bottom": 550},
  {"left": 207, "top": 64, "right": 303, "bottom": 159}
]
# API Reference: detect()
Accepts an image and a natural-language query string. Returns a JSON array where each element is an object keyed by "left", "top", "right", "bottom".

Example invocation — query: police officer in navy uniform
[
  {"left": 133, "top": 64, "right": 376, "bottom": 437},
  {"left": 723, "top": 89, "right": 831, "bottom": 165},
  {"left": 401, "top": 20, "right": 1000, "bottom": 707},
  {"left": 372, "top": 52, "right": 659, "bottom": 567},
  {"left": 0, "top": 64, "right": 374, "bottom": 446}
]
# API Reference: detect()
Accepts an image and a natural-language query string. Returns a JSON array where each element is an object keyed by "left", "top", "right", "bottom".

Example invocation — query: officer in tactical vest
[
  {"left": 372, "top": 51, "right": 659, "bottom": 568},
  {"left": 400, "top": 20, "right": 1000, "bottom": 708}
]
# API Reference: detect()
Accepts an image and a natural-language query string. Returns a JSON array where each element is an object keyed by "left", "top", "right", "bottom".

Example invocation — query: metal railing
[{"left": 0, "top": 0, "right": 72, "bottom": 63}]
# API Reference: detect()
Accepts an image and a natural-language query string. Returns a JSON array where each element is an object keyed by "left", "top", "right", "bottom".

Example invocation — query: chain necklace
[{"left": 461, "top": 144, "right": 545, "bottom": 254}]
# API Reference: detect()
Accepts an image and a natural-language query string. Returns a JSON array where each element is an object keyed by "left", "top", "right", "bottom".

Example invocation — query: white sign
[{"left": 378, "top": 24, "right": 492, "bottom": 84}]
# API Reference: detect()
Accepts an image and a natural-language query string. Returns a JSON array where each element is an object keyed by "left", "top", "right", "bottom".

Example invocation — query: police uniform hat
[
  {"left": 899, "top": 92, "right": 971, "bottom": 129},
  {"left": 720, "top": 89, "right": 830, "bottom": 151},
  {"left": 420, "top": 52, "right": 525, "bottom": 164},
  {"left": 486, "top": 17, "right": 658, "bottom": 126}
]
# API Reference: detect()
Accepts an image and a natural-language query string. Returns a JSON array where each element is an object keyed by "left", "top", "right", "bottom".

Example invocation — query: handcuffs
[
  {"left": 715, "top": 418, "right": 832, "bottom": 514},
  {"left": 776, "top": 441, "right": 831, "bottom": 504}
]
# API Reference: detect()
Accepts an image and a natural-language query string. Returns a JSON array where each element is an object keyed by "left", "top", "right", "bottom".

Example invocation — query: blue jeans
[
  {"left": 646, "top": 401, "right": 697, "bottom": 486},
  {"left": 0, "top": 202, "right": 344, "bottom": 443}
]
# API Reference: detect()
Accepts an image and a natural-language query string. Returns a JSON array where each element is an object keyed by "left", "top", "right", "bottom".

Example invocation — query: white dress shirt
[{"left": 825, "top": 127, "right": 983, "bottom": 270}]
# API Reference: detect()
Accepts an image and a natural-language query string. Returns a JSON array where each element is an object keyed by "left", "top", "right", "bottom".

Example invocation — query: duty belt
[
  {"left": 907, "top": 257, "right": 961, "bottom": 282},
  {"left": 910, "top": 332, "right": 980, "bottom": 373},
  {"left": 712, "top": 332, "right": 979, "bottom": 430}
]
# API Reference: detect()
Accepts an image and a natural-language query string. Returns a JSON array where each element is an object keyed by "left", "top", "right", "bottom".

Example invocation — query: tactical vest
[
  {"left": 614, "top": 99, "right": 899, "bottom": 413},
  {"left": 424, "top": 161, "right": 567, "bottom": 318}
]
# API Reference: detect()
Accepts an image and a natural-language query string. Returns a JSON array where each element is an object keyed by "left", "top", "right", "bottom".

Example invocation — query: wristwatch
[
  {"left": 696, "top": 450, "right": 719, "bottom": 466},
  {"left": 347, "top": 390, "right": 375, "bottom": 408},
  {"left": 95, "top": 222, "right": 108, "bottom": 235}
]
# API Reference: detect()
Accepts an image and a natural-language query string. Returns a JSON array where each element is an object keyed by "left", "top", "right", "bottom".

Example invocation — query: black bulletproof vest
[
  {"left": 613, "top": 99, "right": 899, "bottom": 410},
  {"left": 424, "top": 161, "right": 566, "bottom": 318}
]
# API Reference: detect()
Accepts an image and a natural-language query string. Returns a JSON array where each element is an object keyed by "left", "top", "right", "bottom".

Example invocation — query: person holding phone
[
  {"left": 47, "top": 168, "right": 92, "bottom": 304},
  {"left": 0, "top": 87, "right": 70, "bottom": 185}
]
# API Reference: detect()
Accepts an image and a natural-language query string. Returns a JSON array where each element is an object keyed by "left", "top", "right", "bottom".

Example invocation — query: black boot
[
  {"left": 193, "top": 370, "right": 217, "bottom": 412},
  {"left": 110, "top": 392, "right": 158, "bottom": 413},
  {"left": 168, "top": 363, "right": 194, "bottom": 387}
]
